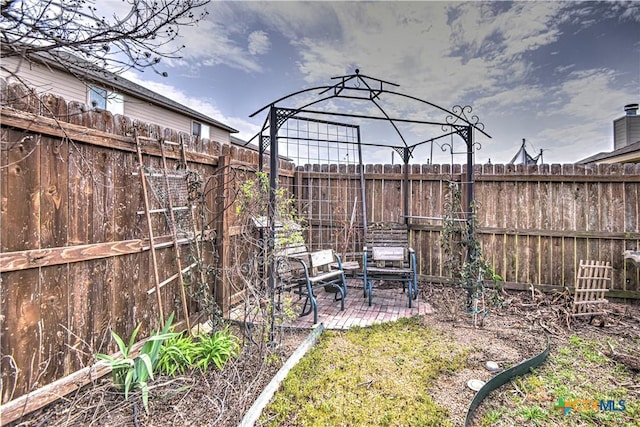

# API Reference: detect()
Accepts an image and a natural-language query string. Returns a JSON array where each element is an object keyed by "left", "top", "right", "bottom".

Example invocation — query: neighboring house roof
[
  {"left": 2, "top": 48, "right": 238, "bottom": 134},
  {"left": 577, "top": 140, "right": 640, "bottom": 164},
  {"left": 230, "top": 135, "right": 259, "bottom": 151},
  {"left": 230, "top": 135, "right": 292, "bottom": 161}
]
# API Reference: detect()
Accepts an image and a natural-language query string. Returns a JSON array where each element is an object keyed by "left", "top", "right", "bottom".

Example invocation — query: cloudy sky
[{"left": 122, "top": 1, "right": 639, "bottom": 165}]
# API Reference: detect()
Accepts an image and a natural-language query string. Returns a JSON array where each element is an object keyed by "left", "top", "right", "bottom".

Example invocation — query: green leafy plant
[
  {"left": 96, "top": 313, "right": 177, "bottom": 412},
  {"left": 518, "top": 405, "right": 548, "bottom": 423},
  {"left": 481, "top": 408, "right": 505, "bottom": 426},
  {"left": 156, "top": 331, "right": 199, "bottom": 377},
  {"left": 265, "top": 353, "right": 281, "bottom": 367},
  {"left": 195, "top": 326, "right": 240, "bottom": 372},
  {"left": 236, "top": 171, "right": 306, "bottom": 248},
  {"left": 157, "top": 326, "right": 240, "bottom": 375}
]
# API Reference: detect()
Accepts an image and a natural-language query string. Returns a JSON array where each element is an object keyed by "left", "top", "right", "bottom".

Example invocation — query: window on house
[
  {"left": 89, "top": 86, "right": 107, "bottom": 109},
  {"left": 106, "top": 92, "right": 124, "bottom": 116},
  {"left": 88, "top": 86, "right": 124, "bottom": 115},
  {"left": 192, "top": 121, "right": 210, "bottom": 140}
]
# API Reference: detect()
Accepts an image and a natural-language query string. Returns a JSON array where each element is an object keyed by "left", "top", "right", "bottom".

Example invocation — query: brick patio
[{"left": 230, "top": 279, "right": 433, "bottom": 330}]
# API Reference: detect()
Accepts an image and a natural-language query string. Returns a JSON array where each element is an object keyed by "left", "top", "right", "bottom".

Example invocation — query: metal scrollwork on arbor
[
  {"left": 438, "top": 104, "right": 485, "bottom": 177},
  {"left": 275, "top": 108, "right": 296, "bottom": 130},
  {"left": 444, "top": 105, "right": 485, "bottom": 132},
  {"left": 440, "top": 138, "right": 483, "bottom": 156},
  {"left": 392, "top": 146, "right": 415, "bottom": 163}
]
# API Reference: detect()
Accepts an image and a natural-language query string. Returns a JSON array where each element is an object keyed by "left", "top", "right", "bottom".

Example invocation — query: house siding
[
  {"left": 1, "top": 56, "right": 88, "bottom": 106},
  {"left": 209, "top": 124, "right": 231, "bottom": 144},
  {"left": 1, "top": 56, "right": 232, "bottom": 144},
  {"left": 124, "top": 96, "right": 191, "bottom": 134},
  {"left": 628, "top": 116, "right": 640, "bottom": 144},
  {"left": 614, "top": 117, "right": 627, "bottom": 150},
  {"left": 125, "top": 101, "right": 230, "bottom": 144}
]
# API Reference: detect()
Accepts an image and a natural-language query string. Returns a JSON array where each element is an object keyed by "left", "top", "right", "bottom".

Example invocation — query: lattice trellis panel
[
  {"left": 144, "top": 167, "right": 194, "bottom": 237},
  {"left": 276, "top": 116, "right": 366, "bottom": 261},
  {"left": 572, "top": 260, "right": 612, "bottom": 317}
]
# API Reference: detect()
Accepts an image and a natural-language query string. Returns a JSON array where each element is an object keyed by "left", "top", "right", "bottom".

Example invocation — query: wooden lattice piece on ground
[{"left": 571, "top": 260, "right": 612, "bottom": 317}]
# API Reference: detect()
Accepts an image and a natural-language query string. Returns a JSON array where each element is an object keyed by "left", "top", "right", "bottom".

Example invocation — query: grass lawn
[
  {"left": 479, "top": 335, "right": 639, "bottom": 427},
  {"left": 260, "top": 316, "right": 468, "bottom": 426},
  {"left": 259, "top": 316, "right": 639, "bottom": 427}
]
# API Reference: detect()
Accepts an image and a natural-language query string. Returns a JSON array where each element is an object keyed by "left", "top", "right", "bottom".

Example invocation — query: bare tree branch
[{"left": 1, "top": 0, "right": 209, "bottom": 77}]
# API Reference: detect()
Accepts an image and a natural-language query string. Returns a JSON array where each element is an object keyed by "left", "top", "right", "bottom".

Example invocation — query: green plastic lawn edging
[
  {"left": 237, "top": 323, "right": 325, "bottom": 427},
  {"left": 464, "top": 333, "right": 550, "bottom": 427}
]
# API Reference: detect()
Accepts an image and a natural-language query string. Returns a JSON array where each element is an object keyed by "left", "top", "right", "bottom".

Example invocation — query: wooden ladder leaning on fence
[
  {"left": 135, "top": 132, "right": 206, "bottom": 334},
  {"left": 571, "top": 260, "right": 612, "bottom": 325}
]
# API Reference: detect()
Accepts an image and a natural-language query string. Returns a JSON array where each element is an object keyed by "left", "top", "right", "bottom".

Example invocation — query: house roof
[
  {"left": 230, "top": 135, "right": 259, "bottom": 151},
  {"left": 4, "top": 48, "right": 238, "bottom": 134},
  {"left": 577, "top": 140, "right": 640, "bottom": 164},
  {"left": 230, "top": 135, "right": 292, "bottom": 161}
]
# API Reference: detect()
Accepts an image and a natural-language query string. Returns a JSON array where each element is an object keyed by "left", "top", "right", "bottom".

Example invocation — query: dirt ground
[
  {"left": 10, "top": 284, "right": 640, "bottom": 427},
  {"left": 8, "top": 322, "right": 311, "bottom": 427},
  {"left": 424, "top": 285, "right": 640, "bottom": 426}
]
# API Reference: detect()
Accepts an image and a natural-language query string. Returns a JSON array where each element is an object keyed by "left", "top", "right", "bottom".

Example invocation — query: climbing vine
[
  {"left": 235, "top": 171, "right": 305, "bottom": 249},
  {"left": 233, "top": 171, "right": 304, "bottom": 349},
  {"left": 182, "top": 168, "right": 222, "bottom": 325},
  {"left": 440, "top": 181, "right": 503, "bottom": 326}
]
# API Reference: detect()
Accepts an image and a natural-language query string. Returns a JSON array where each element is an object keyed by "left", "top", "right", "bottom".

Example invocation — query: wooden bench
[
  {"left": 362, "top": 222, "right": 418, "bottom": 307},
  {"left": 254, "top": 217, "right": 347, "bottom": 324},
  {"left": 275, "top": 243, "right": 347, "bottom": 324}
]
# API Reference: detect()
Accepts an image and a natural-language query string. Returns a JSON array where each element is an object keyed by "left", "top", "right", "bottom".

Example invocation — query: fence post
[{"left": 215, "top": 155, "right": 232, "bottom": 317}]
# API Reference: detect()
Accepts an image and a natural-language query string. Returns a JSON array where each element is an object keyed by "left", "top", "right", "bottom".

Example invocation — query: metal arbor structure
[{"left": 246, "top": 70, "right": 491, "bottom": 329}]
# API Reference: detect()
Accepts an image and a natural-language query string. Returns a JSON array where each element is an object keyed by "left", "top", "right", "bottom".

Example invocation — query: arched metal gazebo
[
  {"left": 246, "top": 70, "right": 491, "bottom": 335},
  {"left": 248, "top": 69, "right": 490, "bottom": 231}
]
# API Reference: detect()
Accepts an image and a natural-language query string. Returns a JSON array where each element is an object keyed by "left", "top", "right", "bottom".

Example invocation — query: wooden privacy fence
[
  {"left": 438, "top": 163, "right": 638, "bottom": 298},
  {"left": 0, "top": 95, "right": 293, "bottom": 413},
  {"left": 298, "top": 162, "right": 640, "bottom": 298},
  {"left": 2, "top": 84, "right": 640, "bottom": 418}
]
